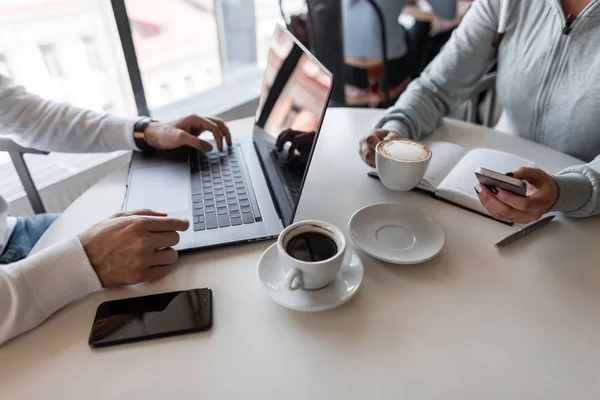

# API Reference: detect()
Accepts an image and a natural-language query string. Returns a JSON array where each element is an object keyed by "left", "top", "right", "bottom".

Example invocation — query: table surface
[{"left": 2, "top": 108, "right": 599, "bottom": 400}]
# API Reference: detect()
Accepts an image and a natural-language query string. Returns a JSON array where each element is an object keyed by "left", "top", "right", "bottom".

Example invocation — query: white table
[{"left": 2, "top": 108, "right": 599, "bottom": 399}]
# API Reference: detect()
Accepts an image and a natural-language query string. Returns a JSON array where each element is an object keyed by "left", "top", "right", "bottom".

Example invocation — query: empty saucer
[
  {"left": 257, "top": 244, "right": 364, "bottom": 312},
  {"left": 348, "top": 203, "right": 445, "bottom": 264}
]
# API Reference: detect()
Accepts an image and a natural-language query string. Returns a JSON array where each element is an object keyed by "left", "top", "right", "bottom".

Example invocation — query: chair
[
  {"left": 281, "top": 0, "right": 346, "bottom": 105},
  {"left": 464, "top": 72, "right": 497, "bottom": 128},
  {"left": 281, "top": 0, "right": 394, "bottom": 107},
  {"left": 0, "top": 137, "right": 48, "bottom": 214}
]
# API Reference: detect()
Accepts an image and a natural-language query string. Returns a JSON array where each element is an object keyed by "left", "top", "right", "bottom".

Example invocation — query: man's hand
[
  {"left": 144, "top": 115, "right": 232, "bottom": 153},
  {"left": 475, "top": 167, "right": 559, "bottom": 224},
  {"left": 77, "top": 210, "right": 189, "bottom": 287},
  {"left": 276, "top": 128, "right": 316, "bottom": 162},
  {"left": 359, "top": 129, "right": 402, "bottom": 167}
]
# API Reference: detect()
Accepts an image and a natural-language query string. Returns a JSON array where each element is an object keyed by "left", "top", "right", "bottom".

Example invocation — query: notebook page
[
  {"left": 435, "top": 148, "right": 534, "bottom": 214},
  {"left": 416, "top": 141, "right": 467, "bottom": 192}
]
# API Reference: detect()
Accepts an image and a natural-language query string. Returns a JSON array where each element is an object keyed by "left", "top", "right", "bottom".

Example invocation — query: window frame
[{"left": 110, "top": 0, "right": 263, "bottom": 118}]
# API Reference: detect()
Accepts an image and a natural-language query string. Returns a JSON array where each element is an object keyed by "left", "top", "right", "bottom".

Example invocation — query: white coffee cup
[
  {"left": 376, "top": 139, "right": 432, "bottom": 191},
  {"left": 277, "top": 220, "right": 347, "bottom": 291}
]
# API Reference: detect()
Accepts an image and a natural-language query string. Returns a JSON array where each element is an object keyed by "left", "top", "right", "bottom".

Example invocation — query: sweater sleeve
[
  {"left": 550, "top": 156, "right": 600, "bottom": 218},
  {"left": 375, "top": 0, "right": 500, "bottom": 139},
  {"left": 0, "top": 237, "right": 102, "bottom": 345},
  {"left": 0, "top": 73, "right": 138, "bottom": 153}
]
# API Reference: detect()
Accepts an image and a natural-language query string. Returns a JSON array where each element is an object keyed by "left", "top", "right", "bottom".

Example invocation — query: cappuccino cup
[
  {"left": 375, "top": 139, "right": 431, "bottom": 191},
  {"left": 277, "top": 220, "right": 346, "bottom": 291}
]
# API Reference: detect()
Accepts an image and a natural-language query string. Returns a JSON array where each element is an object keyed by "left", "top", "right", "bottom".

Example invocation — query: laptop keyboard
[
  {"left": 189, "top": 146, "right": 262, "bottom": 232},
  {"left": 271, "top": 150, "right": 303, "bottom": 204}
]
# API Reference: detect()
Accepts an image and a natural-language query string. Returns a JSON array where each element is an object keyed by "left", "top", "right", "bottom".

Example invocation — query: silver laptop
[{"left": 122, "top": 24, "right": 334, "bottom": 251}]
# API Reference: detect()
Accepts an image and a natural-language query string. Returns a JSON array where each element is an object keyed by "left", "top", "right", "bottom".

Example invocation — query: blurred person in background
[{"left": 342, "top": 0, "right": 457, "bottom": 106}]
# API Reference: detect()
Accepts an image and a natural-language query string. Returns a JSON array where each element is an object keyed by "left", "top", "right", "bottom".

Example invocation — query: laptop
[{"left": 122, "top": 24, "right": 334, "bottom": 251}]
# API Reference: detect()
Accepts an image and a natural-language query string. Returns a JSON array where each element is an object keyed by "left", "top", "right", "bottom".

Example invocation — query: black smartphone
[{"left": 88, "top": 288, "right": 212, "bottom": 348}]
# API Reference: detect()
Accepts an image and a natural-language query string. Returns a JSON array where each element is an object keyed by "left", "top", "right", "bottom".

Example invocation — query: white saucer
[
  {"left": 348, "top": 203, "right": 445, "bottom": 264},
  {"left": 257, "top": 244, "right": 364, "bottom": 312}
]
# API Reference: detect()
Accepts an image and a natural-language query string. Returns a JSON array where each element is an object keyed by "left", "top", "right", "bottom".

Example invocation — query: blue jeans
[{"left": 0, "top": 214, "right": 59, "bottom": 264}]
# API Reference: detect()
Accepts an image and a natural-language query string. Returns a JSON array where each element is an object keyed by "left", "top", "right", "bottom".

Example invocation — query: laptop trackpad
[{"left": 125, "top": 165, "right": 189, "bottom": 213}]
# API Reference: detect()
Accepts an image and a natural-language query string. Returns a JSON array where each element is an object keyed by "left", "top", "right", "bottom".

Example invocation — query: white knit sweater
[{"left": 0, "top": 74, "right": 138, "bottom": 345}]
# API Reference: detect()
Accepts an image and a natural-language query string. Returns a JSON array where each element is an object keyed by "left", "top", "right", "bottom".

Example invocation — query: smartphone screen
[{"left": 89, "top": 288, "right": 212, "bottom": 348}]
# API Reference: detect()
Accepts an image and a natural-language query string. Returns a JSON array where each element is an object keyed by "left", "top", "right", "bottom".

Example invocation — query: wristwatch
[{"left": 133, "top": 117, "right": 158, "bottom": 152}]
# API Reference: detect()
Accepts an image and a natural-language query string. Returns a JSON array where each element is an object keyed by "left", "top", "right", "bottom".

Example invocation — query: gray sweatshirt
[{"left": 376, "top": 0, "right": 600, "bottom": 218}]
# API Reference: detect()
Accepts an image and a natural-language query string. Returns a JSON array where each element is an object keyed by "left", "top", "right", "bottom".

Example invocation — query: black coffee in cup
[{"left": 286, "top": 232, "right": 338, "bottom": 262}]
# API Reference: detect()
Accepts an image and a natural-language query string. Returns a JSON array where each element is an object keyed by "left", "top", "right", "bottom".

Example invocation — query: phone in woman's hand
[{"left": 475, "top": 167, "right": 527, "bottom": 197}]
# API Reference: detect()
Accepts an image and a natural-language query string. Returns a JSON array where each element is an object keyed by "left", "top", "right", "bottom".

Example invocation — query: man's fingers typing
[
  {"left": 175, "top": 129, "right": 213, "bottom": 152},
  {"left": 276, "top": 128, "right": 295, "bottom": 152},
  {"left": 199, "top": 118, "right": 224, "bottom": 151},
  {"left": 208, "top": 117, "right": 232, "bottom": 146},
  {"left": 183, "top": 115, "right": 224, "bottom": 151},
  {"left": 286, "top": 133, "right": 308, "bottom": 160}
]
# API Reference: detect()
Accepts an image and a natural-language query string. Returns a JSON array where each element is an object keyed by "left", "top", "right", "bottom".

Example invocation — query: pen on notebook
[{"left": 494, "top": 215, "right": 556, "bottom": 248}]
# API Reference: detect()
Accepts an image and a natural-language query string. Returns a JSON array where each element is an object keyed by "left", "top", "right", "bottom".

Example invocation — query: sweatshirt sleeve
[
  {"left": 550, "top": 156, "right": 600, "bottom": 218},
  {"left": 376, "top": 0, "right": 500, "bottom": 139},
  {"left": 0, "top": 73, "right": 138, "bottom": 153},
  {"left": 0, "top": 237, "right": 102, "bottom": 345}
]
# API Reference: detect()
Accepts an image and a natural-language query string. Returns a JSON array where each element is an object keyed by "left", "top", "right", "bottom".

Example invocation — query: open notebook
[{"left": 415, "top": 141, "right": 534, "bottom": 221}]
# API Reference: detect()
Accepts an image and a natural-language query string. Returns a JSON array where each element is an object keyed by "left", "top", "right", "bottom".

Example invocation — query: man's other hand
[
  {"left": 77, "top": 210, "right": 189, "bottom": 287},
  {"left": 276, "top": 128, "right": 316, "bottom": 162},
  {"left": 144, "top": 115, "right": 232, "bottom": 153}
]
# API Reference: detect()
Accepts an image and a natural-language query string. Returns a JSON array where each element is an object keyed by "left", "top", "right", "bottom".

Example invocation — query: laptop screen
[{"left": 253, "top": 24, "right": 333, "bottom": 227}]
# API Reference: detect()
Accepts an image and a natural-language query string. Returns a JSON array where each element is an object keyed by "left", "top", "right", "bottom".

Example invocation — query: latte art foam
[{"left": 379, "top": 140, "right": 430, "bottom": 162}]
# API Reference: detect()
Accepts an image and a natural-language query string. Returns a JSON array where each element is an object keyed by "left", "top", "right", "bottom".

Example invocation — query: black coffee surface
[{"left": 286, "top": 232, "right": 337, "bottom": 262}]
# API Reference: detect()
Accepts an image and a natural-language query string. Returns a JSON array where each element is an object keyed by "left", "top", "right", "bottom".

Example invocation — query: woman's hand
[
  {"left": 359, "top": 129, "right": 402, "bottom": 167},
  {"left": 475, "top": 167, "right": 559, "bottom": 224}
]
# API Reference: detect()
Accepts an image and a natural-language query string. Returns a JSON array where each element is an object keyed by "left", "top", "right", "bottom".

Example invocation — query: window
[
  {"left": 0, "top": 52, "right": 11, "bottom": 77},
  {"left": 122, "top": 0, "right": 304, "bottom": 114},
  {"left": 0, "top": 0, "right": 298, "bottom": 168},
  {"left": 123, "top": 0, "right": 224, "bottom": 111},
  {"left": 0, "top": 0, "right": 137, "bottom": 168},
  {"left": 0, "top": 1, "right": 136, "bottom": 115},
  {"left": 256, "top": 0, "right": 306, "bottom": 68},
  {"left": 38, "top": 43, "right": 64, "bottom": 78},
  {"left": 130, "top": 19, "right": 165, "bottom": 39},
  {"left": 81, "top": 35, "right": 104, "bottom": 71}
]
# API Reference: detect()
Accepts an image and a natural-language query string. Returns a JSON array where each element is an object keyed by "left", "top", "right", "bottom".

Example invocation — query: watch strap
[{"left": 133, "top": 117, "right": 156, "bottom": 152}]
